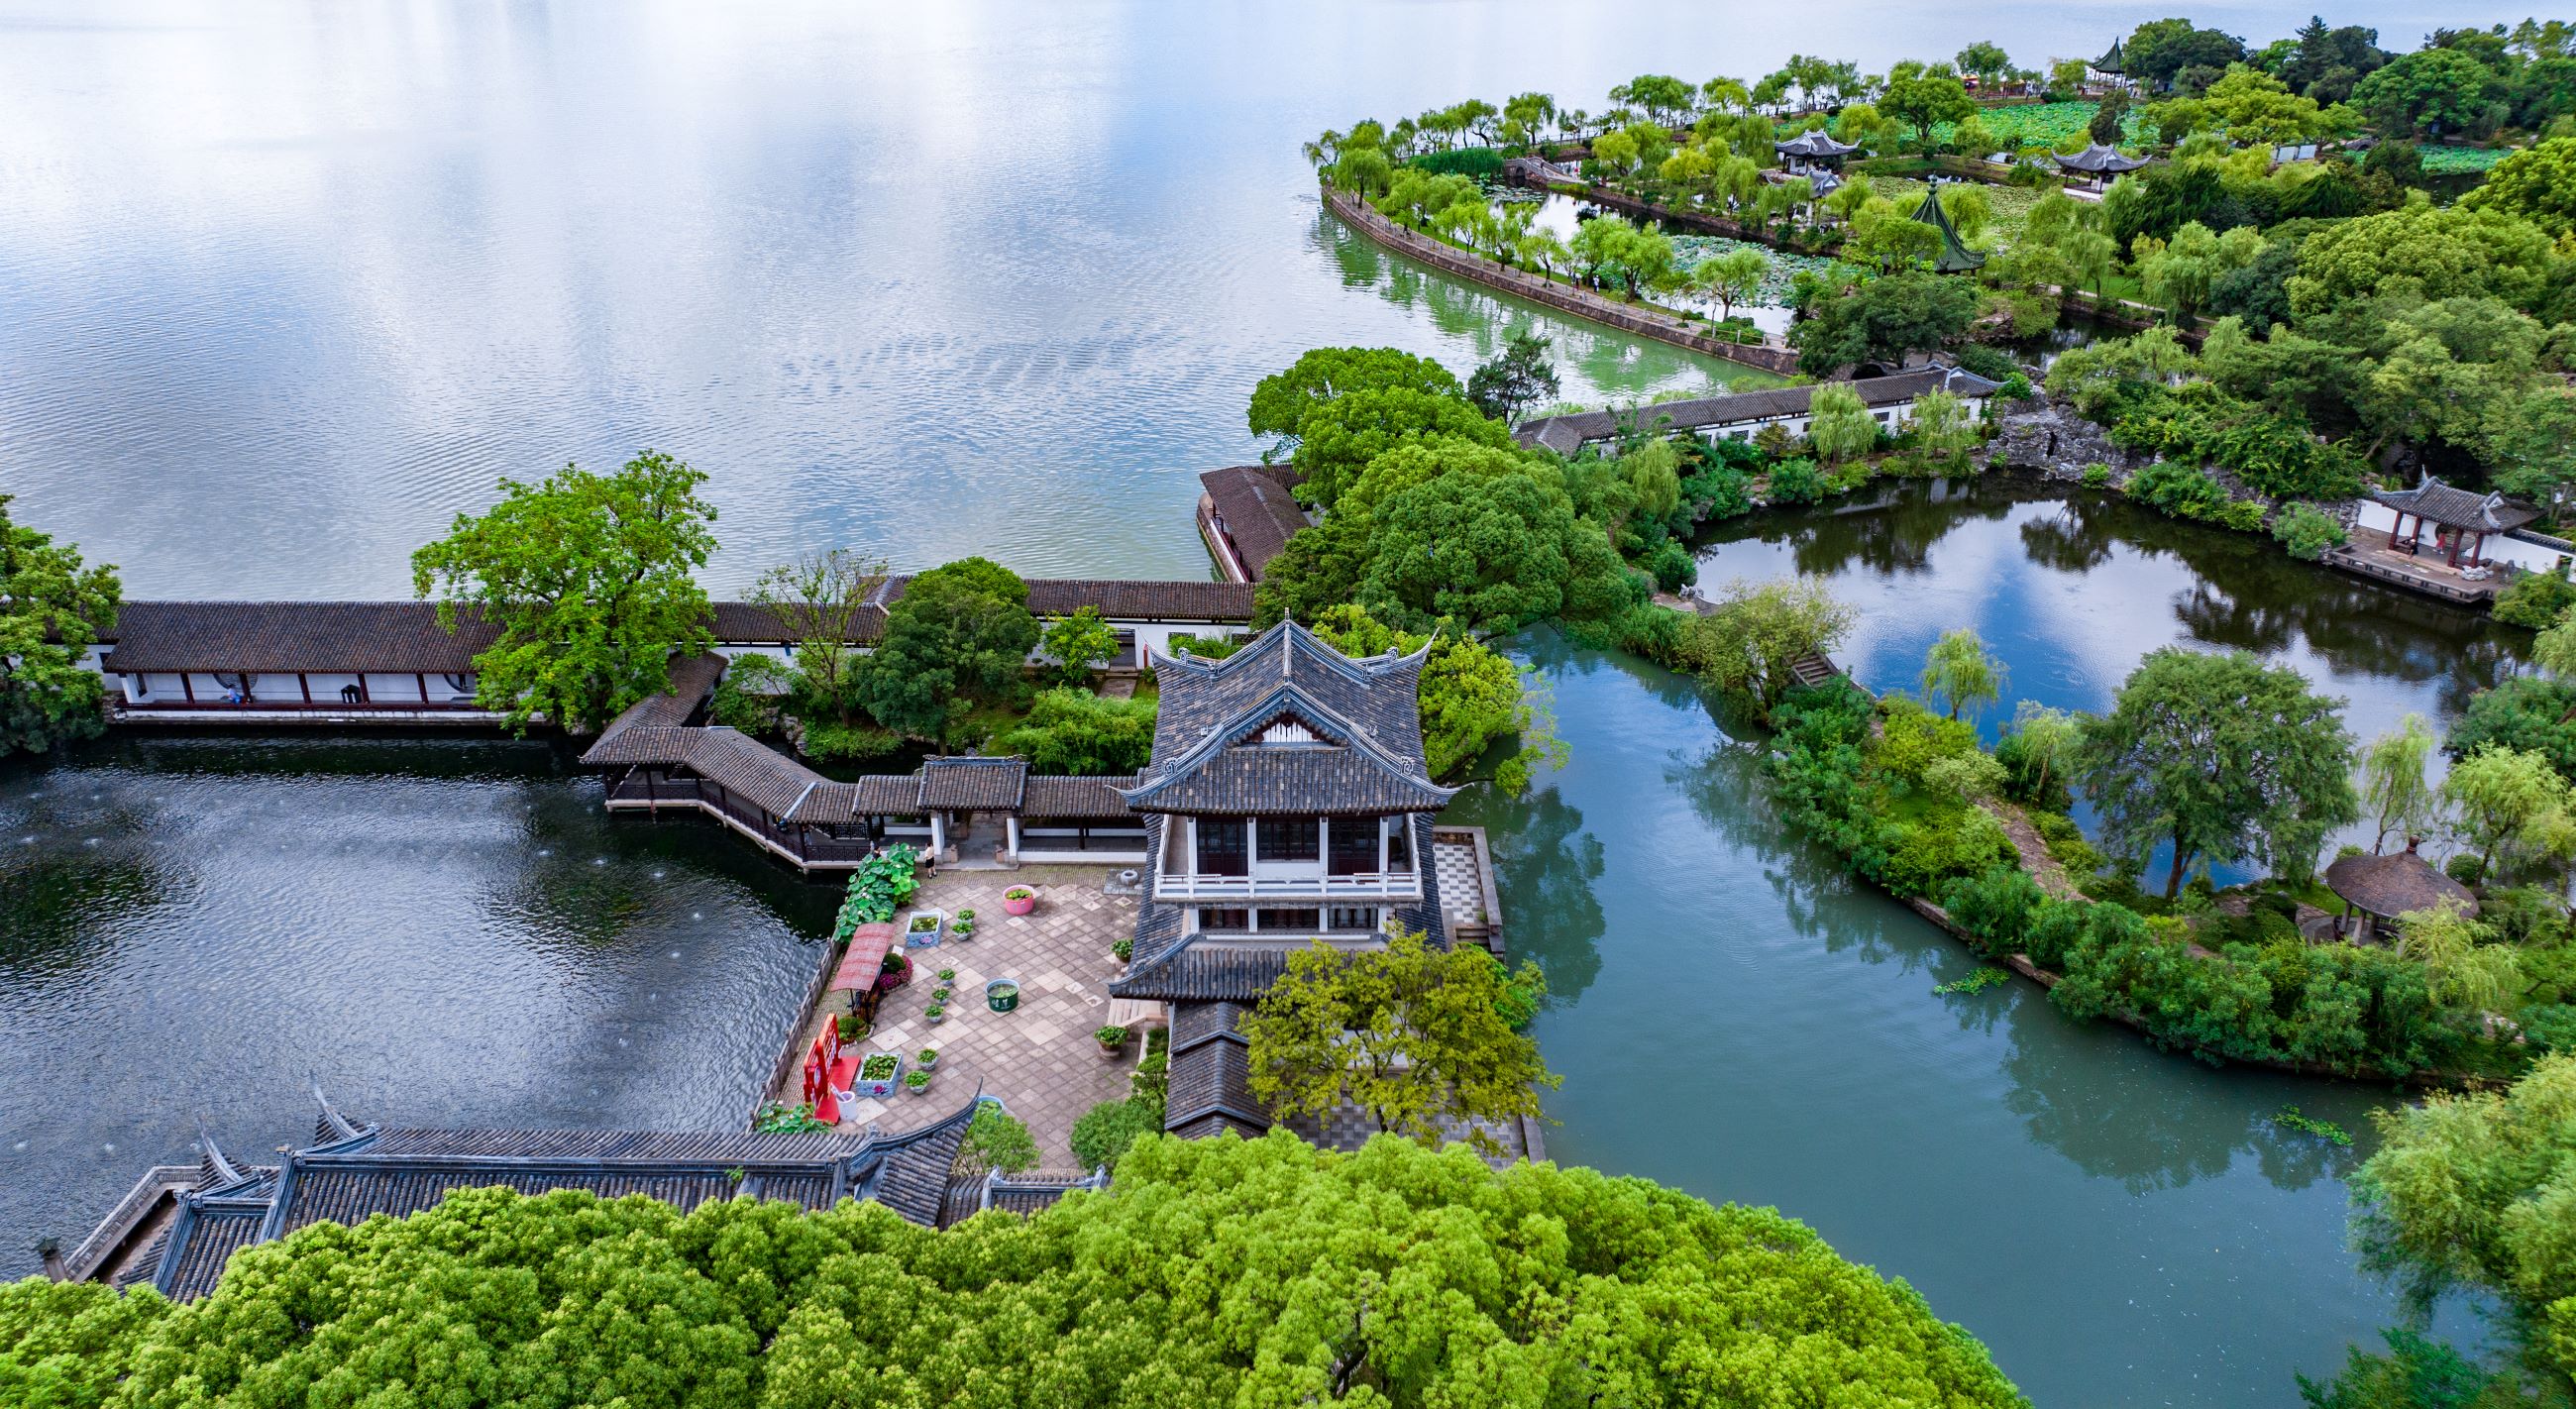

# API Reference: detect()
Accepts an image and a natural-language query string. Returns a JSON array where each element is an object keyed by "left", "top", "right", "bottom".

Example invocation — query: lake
[{"left": 0, "top": 3, "right": 2515, "bottom": 1403}]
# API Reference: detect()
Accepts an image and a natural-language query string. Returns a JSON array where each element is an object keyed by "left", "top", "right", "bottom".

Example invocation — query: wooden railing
[{"left": 1153, "top": 868, "right": 1423, "bottom": 902}]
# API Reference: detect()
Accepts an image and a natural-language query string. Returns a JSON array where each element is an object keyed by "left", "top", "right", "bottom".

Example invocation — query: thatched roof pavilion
[{"left": 2323, "top": 841, "right": 2475, "bottom": 941}]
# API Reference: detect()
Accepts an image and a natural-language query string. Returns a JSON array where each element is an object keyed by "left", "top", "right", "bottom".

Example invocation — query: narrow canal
[{"left": 1442, "top": 475, "right": 2516, "bottom": 1406}]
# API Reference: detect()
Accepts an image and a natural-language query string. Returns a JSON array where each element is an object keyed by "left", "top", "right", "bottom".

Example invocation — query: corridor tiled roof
[
  {"left": 917, "top": 756, "right": 1028, "bottom": 811},
  {"left": 99, "top": 601, "right": 496, "bottom": 675},
  {"left": 1198, "top": 466, "right": 1311, "bottom": 582},
  {"left": 1512, "top": 367, "right": 2004, "bottom": 457},
  {"left": 141, "top": 1096, "right": 982, "bottom": 1301}
]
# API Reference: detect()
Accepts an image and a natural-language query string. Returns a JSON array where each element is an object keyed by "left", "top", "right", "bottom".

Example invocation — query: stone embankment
[{"left": 1322, "top": 188, "right": 1798, "bottom": 376}]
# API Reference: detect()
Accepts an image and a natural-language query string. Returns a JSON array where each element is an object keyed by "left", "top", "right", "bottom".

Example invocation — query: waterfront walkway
[{"left": 1322, "top": 188, "right": 1797, "bottom": 376}]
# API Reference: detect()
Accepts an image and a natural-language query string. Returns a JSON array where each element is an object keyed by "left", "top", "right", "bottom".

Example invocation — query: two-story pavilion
[{"left": 1106, "top": 620, "right": 1461, "bottom": 1140}]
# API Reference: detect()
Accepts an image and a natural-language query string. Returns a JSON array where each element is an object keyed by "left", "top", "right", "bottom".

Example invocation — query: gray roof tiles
[
  {"left": 1119, "top": 621, "right": 1454, "bottom": 816},
  {"left": 1513, "top": 368, "right": 2003, "bottom": 457}
]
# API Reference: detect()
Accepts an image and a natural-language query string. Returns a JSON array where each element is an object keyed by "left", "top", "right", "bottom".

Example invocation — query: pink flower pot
[{"left": 1003, "top": 891, "right": 1036, "bottom": 917}]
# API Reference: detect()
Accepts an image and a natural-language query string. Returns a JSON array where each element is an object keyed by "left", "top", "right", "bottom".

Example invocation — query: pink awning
[{"left": 828, "top": 922, "right": 897, "bottom": 992}]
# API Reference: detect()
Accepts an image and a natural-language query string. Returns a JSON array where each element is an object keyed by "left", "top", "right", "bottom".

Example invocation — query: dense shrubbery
[
  {"left": 1935, "top": 862, "right": 2450, "bottom": 1075},
  {"left": 1768, "top": 686, "right": 2013, "bottom": 898},
  {"left": 986, "top": 689, "right": 1158, "bottom": 776},
  {"left": 2451, "top": 675, "right": 2576, "bottom": 784},
  {"left": 0, "top": 1135, "right": 2028, "bottom": 1409},
  {"left": 2102, "top": 382, "right": 2365, "bottom": 500}
]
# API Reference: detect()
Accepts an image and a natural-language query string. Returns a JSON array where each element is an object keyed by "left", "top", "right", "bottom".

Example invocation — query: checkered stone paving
[{"left": 822, "top": 867, "right": 1147, "bottom": 1165}]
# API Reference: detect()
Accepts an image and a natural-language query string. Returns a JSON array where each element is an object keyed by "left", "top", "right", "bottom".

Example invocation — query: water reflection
[
  {"left": 1700, "top": 475, "right": 2522, "bottom": 755},
  {"left": 1443, "top": 632, "right": 2443, "bottom": 1406},
  {"left": 0, "top": 733, "right": 828, "bottom": 1280},
  {"left": 1312, "top": 211, "right": 1777, "bottom": 404}
]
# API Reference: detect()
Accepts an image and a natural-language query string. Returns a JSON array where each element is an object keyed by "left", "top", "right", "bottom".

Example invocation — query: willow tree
[
  {"left": 1808, "top": 383, "right": 1880, "bottom": 464},
  {"left": 2359, "top": 712, "right": 2443, "bottom": 853},
  {"left": 410, "top": 452, "right": 716, "bottom": 734},
  {"left": 1920, "top": 627, "right": 2006, "bottom": 720},
  {"left": 2076, "top": 647, "right": 2357, "bottom": 897},
  {"left": 750, "top": 549, "right": 888, "bottom": 720}
]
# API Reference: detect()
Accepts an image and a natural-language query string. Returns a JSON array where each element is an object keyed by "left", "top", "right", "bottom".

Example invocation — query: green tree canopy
[
  {"left": 410, "top": 452, "right": 716, "bottom": 734},
  {"left": 2075, "top": 647, "right": 2358, "bottom": 897},
  {"left": 1463, "top": 332, "right": 1562, "bottom": 423},
  {"left": 1878, "top": 69, "right": 1978, "bottom": 150},
  {"left": 1289, "top": 385, "right": 1511, "bottom": 512},
  {"left": 2358, "top": 711, "right": 2442, "bottom": 853},
  {"left": 1920, "top": 627, "right": 2007, "bottom": 720},
  {"left": 985, "top": 687, "right": 1156, "bottom": 775},
  {"left": 1246, "top": 347, "right": 1463, "bottom": 459},
  {"left": 1351, "top": 453, "right": 1633, "bottom": 635},
  {"left": 2350, "top": 1053, "right": 2576, "bottom": 1391},
  {"left": 850, "top": 557, "right": 1038, "bottom": 741},
  {"left": 0, "top": 1136, "right": 2030, "bottom": 1409},
  {"left": 1309, "top": 603, "right": 1563, "bottom": 794},
  {"left": 2288, "top": 201, "right": 2565, "bottom": 322},
  {"left": 1687, "top": 576, "right": 1857, "bottom": 712},
  {"left": 1791, "top": 271, "right": 1980, "bottom": 376},
  {"left": 2351, "top": 47, "right": 2507, "bottom": 138},
  {"left": 750, "top": 548, "right": 889, "bottom": 722},
  {"left": 0, "top": 495, "right": 120, "bottom": 757},
  {"left": 2442, "top": 744, "right": 2576, "bottom": 885},
  {"left": 2463, "top": 136, "right": 2576, "bottom": 238},
  {"left": 1038, "top": 605, "right": 1120, "bottom": 687},
  {"left": 1242, "top": 929, "right": 1558, "bottom": 1153}
]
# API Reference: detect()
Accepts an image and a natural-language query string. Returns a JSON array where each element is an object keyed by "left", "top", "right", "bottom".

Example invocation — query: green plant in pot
[
  {"left": 834, "top": 1013, "right": 867, "bottom": 1043},
  {"left": 916, "top": 1047, "right": 939, "bottom": 1070},
  {"left": 925, "top": 1003, "right": 947, "bottom": 1025},
  {"left": 1112, "top": 937, "right": 1132, "bottom": 965},
  {"left": 904, "top": 1068, "right": 932, "bottom": 1096},
  {"left": 1095, "top": 1024, "right": 1129, "bottom": 1055},
  {"left": 1003, "top": 886, "right": 1036, "bottom": 916},
  {"left": 986, "top": 979, "right": 1020, "bottom": 1014},
  {"left": 937, "top": 968, "right": 956, "bottom": 982}
]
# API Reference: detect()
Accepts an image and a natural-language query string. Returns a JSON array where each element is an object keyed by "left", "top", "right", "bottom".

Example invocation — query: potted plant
[
  {"left": 853, "top": 1051, "right": 903, "bottom": 1099},
  {"left": 904, "top": 1068, "right": 933, "bottom": 1097},
  {"left": 904, "top": 909, "right": 946, "bottom": 948},
  {"left": 1003, "top": 886, "right": 1036, "bottom": 917},
  {"left": 985, "top": 978, "right": 1020, "bottom": 1014},
  {"left": 916, "top": 1047, "right": 939, "bottom": 1071},
  {"left": 936, "top": 967, "right": 956, "bottom": 982},
  {"left": 1111, "top": 937, "right": 1132, "bottom": 966},
  {"left": 951, "top": 908, "right": 977, "bottom": 939},
  {"left": 875, "top": 951, "right": 912, "bottom": 993},
  {"left": 834, "top": 1013, "right": 867, "bottom": 1043},
  {"left": 932, "top": 985, "right": 952, "bottom": 1004},
  {"left": 1095, "top": 1025, "right": 1130, "bottom": 1056},
  {"left": 925, "top": 1003, "right": 947, "bottom": 1026}
]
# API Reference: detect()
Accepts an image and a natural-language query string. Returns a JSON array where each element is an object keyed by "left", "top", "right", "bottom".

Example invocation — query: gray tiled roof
[
  {"left": 917, "top": 756, "right": 1028, "bottom": 811},
  {"left": 102, "top": 581, "right": 1253, "bottom": 676},
  {"left": 1775, "top": 129, "right": 1859, "bottom": 157},
  {"left": 1165, "top": 1006, "right": 1266, "bottom": 1136},
  {"left": 146, "top": 1098, "right": 984, "bottom": 1301},
  {"left": 2053, "top": 142, "right": 2149, "bottom": 173},
  {"left": 1020, "top": 775, "right": 1141, "bottom": 818},
  {"left": 2371, "top": 477, "right": 2538, "bottom": 533},
  {"left": 1119, "top": 621, "right": 1454, "bottom": 816},
  {"left": 1199, "top": 466, "right": 1312, "bottom": 583},
  {"left": 1513, "top": 367, "right": 2003, "bottom": 458},
  {"left": 99, "top": 601, "right": 497, "bottom": 675}
]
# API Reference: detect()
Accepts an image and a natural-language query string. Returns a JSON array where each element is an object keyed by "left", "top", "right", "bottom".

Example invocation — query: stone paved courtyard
[{"left": 775, "top": 866, "right": 1146, "bottom": 1167}]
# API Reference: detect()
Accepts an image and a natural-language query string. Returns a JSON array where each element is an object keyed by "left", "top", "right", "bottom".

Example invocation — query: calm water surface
[
  {"left": 0, "top": 4, "right": 2514, "bottom": 1403},
  {"left": 0, "top": 734, "right": 831, "bottom": 1278},
  {"left": 0, "top": 0, "right": 2462, "bottom": 594}
]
